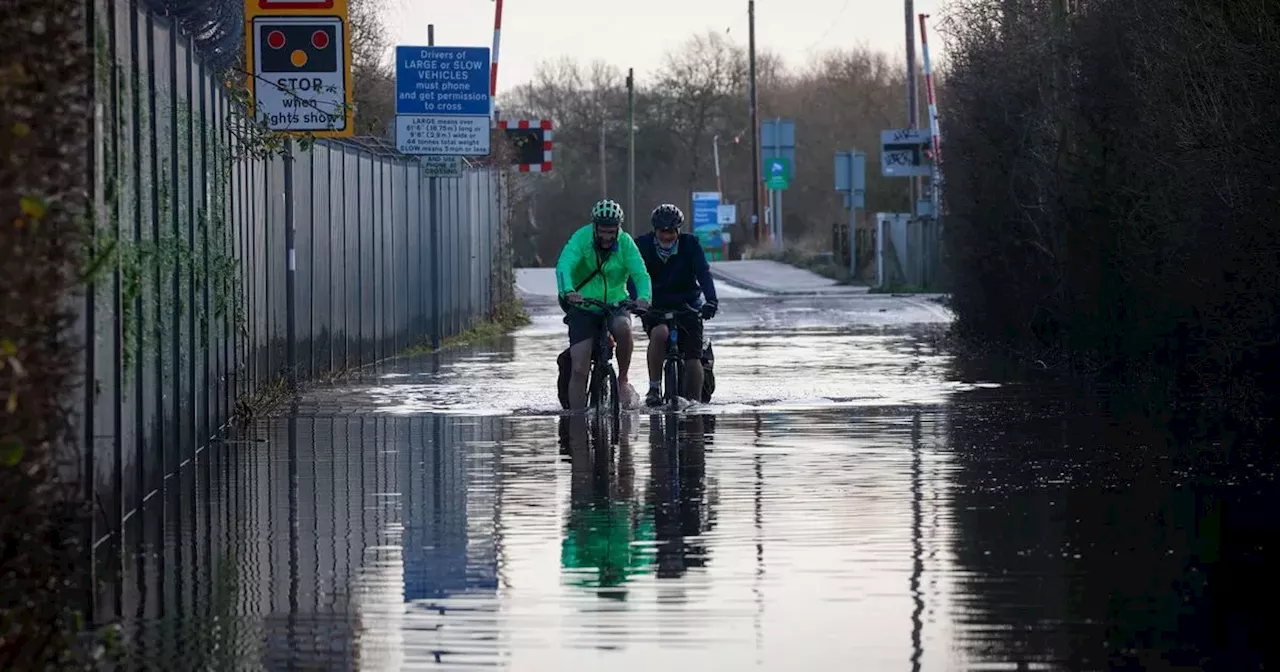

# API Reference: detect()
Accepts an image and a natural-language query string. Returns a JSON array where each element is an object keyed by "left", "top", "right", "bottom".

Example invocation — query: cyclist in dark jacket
[{"left": 634, "top": 204, "right": 719, "bottom": 406}]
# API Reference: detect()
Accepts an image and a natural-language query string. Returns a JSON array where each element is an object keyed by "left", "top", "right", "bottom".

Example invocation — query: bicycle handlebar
[
  {"left": 646, "top": 303, "right": 703, "bottom": 319},
  {"left": 573, "top": 296, "right": 644, "bottom": 314},
  {"left": 569, "top": 297, "right": 706, "bottom": 319}
]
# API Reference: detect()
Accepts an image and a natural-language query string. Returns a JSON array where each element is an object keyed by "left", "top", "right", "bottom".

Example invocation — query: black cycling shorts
[
  {"left": 641, "top": 311, "right": 703, "bottom": 360},
  {"left": 564, "top": 305, "right": 627, "bottom": 346}
]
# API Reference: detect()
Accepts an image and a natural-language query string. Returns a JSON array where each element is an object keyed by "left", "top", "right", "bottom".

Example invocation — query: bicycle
[
  {"left": 646, "top": 303, "right": 706, "bottom": 410},
  {"left": 570, "top": 297, "right": 641, "bottom": 441}
]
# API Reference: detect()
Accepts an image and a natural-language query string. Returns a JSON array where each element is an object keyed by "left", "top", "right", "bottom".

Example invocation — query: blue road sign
[
  {"left": 691, "top": 191, "right": 722, "bottom": 248},
  {"left": 395, "top": 46, "right": 491, "bottom": 116},
  {"left": 760, "top": 119, "right": 797, "bottom": 167}
]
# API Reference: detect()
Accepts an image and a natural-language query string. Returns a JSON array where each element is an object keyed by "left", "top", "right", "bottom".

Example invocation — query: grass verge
[
  {"left": 403, "top": 298, "right": 532, "bottom": 356},
  {"left": 868, "top": 283, "right": 936, "bottom": 295}
]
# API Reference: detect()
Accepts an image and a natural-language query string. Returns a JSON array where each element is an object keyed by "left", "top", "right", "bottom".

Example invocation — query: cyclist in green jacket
[{"left": 556, "top": 199, "right": 652, "bottom": 411}]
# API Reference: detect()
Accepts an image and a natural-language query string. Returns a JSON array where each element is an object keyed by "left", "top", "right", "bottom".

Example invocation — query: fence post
[
  {"left": 284, "top": 138, "right": 298, "bottom": 390},
  {"left": 430, "top": 175, "right": 441, "bottom": 350}
]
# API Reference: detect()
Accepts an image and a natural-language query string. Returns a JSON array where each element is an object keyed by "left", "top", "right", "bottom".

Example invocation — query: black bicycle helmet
[
  {"left": 650, "top": 203, "right": 684, "bottom": 230},
  {"left": 591, "top": 199, "right": 624, "bottom": 227}
]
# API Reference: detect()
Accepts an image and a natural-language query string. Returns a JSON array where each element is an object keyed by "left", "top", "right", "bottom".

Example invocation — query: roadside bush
[{"left": 940, "top": 0, "right": 1280, "bottom": 425}]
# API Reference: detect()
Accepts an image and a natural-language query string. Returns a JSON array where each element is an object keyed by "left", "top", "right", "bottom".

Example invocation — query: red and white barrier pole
[
  {"left": 490, "top": 0, "right": 504, "bottom": 123},
  {"left": 919, "top": 13, "right": 944, "bottom": 217}
]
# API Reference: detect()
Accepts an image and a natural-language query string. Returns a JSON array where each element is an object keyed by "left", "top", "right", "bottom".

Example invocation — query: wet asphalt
[{"left": 109, "top": 279, "right": 1279, "bottom": 670}]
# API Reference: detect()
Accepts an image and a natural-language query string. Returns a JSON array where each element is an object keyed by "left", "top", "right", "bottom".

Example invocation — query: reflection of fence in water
[{"left": 98, "top": 413, "right": 510, "bottom": 667}]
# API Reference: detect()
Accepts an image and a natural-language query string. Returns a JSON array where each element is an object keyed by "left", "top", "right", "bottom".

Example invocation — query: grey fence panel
[
  {"left": 309, "top": 145, "right": 330, "bottom": 379},
  {"left": 270, "top": 157, "right": 289, "bottom": 382},
  {"left": 439, "top": 181, "right": 450, "bottom": 338},
  {"left": 342, "top": 147, "right": 360, "bottom": 371},
  {"left": 367, "top": 160, "right": 378, "bottom": 360},
  {"left": 454, "top": 179, "right": 464, "bottom": 334},
  {"left": 465, "top": 173, "right": 475, "bottom": 322},
  {"left": 325, "top": 147, "right": 343, "bottom": 375},
  {"left": 392, "top": 165, "right": 407, "bottom": 351},
  {"left": 295, "top": 148, "right": 314, "bottom": 380},
  {"left": 176, "top": 35, "right": 195, "bottom": 473},
  {"left": 407, "top": 168, "right": 423, "bottom": 342},
  {"left": 469, "top": 172, "right": 481, "bottom": 322},
  {"left": 446, "top": 179, "right": 458, "bottom": 335},
  {"left": 379, "top": 161, "right": 393, "bottom": 358},
  {"left": 420, "top": 179, "right": 434, "bottom": 342},
  {"left": 136, "top": 8, "right": 162, "bottom": 519}
]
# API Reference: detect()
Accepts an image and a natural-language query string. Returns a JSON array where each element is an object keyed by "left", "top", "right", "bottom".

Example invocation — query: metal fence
[
  {"left": 81, "top": 0, "right": 509, "bottom": 555},
  {"left": 875, "top": 214, "right": 944, "bottom": 290}
]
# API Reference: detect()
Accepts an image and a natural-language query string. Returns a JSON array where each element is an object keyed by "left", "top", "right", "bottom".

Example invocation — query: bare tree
[{"left": 347, "top": 0, "right": 395, "bottom": 135}]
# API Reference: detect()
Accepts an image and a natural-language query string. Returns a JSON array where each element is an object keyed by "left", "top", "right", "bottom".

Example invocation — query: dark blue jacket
[{"left": 625, "top": 232, "right": 718, "bottom": 309}]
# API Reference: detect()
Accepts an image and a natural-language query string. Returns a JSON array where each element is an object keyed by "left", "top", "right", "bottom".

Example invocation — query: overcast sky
[{"left": 386, "top": 0, "right": 948, "bottom": 95}]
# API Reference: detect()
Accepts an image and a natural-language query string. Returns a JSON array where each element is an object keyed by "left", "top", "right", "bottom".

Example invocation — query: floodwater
[{"left": 101, "top": 292, "right": 1278, "bottom": 670}]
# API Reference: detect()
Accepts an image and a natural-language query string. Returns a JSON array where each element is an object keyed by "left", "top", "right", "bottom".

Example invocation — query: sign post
[
  {"left": 835, "top": 150, "right": 867, "bottom": 279},
  {"left": 760, "top": 119, "right": 795, "bottom": 249}
]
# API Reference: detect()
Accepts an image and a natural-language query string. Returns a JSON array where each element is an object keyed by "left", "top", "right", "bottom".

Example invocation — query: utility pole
[
  {"left": 712, "top": 135, "right": 723, "bottom": 200},
  {"left": 905, "top": 0, "right": 920, "bottom": 217},
  {"left": 627, "top": 68, "right": 636, "bottom": 233},
  {"left": 599, "top": 120, "right": 607, "bottom": 198},
  {"left": 748, "top": 0, "right": 762, "bottom": 245}
]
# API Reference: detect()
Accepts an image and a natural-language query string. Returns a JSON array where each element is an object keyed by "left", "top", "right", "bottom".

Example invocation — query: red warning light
[
  {"left": 311, "top": 30, "right": 330, "bottom": 49},
  {"left": 267, "top": 30, "right": 286, "bottom": 49}
]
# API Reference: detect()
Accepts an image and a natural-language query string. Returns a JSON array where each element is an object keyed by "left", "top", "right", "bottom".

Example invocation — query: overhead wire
[{"left": 801, "top": 0, "right": 854, "bottom": 56}]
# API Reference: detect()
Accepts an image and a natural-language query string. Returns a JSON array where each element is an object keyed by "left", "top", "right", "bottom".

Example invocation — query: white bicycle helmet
[{"left": 591, "top": 199, "right": 624, "bottom": 227}]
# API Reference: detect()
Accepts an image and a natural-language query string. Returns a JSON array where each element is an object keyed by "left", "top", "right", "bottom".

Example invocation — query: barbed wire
[{"left": 144, "top": 0, "right": 244, "bottom": 72}]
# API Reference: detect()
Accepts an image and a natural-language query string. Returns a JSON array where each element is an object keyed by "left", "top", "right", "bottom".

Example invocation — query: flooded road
[{"left": 106, "top": 286, "right": 1279, "bottom": 670}]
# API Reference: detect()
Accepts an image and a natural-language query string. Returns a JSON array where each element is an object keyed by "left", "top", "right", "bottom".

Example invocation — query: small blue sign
[
  {"left": 395, "top": 46, "right": 491, "bottom": 116},
  {"left": 691, "top": 191, "right": 722, "bottom": 249}
]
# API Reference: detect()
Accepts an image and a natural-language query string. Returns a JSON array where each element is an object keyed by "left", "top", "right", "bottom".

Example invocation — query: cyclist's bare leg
[
  {"left": 609, "top": 315, "right": 635, "bottom": 384},
  {"left": 646, "top": 324, "right": 670, "bottom": 382},
  {"left": 567, "top": 337, "right": 595, "bottom": 410},
  {"left": 683, "top": 358, "right": 704, "bottom": 400}
]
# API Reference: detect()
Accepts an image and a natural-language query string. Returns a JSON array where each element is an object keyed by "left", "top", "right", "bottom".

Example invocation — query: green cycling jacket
[{"left": 555, "top": 224, "right": 652, "bottom": 307}]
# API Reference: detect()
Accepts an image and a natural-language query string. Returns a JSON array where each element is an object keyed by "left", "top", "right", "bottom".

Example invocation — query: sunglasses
[{"left": 656, "top": 227, "right": 678, "bottom": 234}]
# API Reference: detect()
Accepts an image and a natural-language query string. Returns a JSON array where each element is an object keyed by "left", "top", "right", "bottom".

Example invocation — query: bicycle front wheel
[
  {"left": 590, "top": 366, "right": 620, "bottom": 444},
  {"left": 663, "top": 358, "right": 681, "bottom": 409},
  {"left": 607, "top": 370, "right": 620, "bottom": 442}
]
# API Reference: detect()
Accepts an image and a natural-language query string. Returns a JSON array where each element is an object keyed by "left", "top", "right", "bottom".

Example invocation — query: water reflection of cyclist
[
  {"left": 647, "top": 415, "right": 716, "bottom": 579},
  {"left": 559, "top": 415, "right": 655, "bottom": 599}
]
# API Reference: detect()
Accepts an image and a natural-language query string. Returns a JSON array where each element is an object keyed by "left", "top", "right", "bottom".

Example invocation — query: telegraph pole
[
  {"left": 599, "top": 120, "right": 607, "bottom": 198},
  {"left": 905, "top": 0, "right": 920, "bottom": 216},
  {"left": 748, "top": 0, "right": 762, "bottom": 244},
  {"left": 627, "top": 68, "right": 636, "bottom": 233}
]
